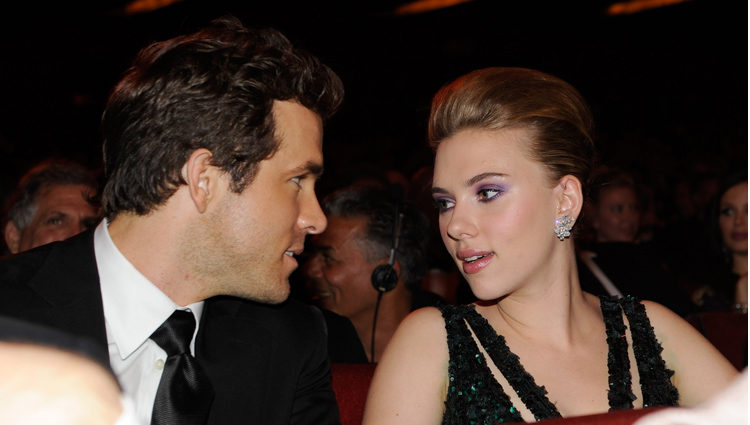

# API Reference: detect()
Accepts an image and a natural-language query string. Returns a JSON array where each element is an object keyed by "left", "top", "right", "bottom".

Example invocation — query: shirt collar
[{"left": 94, "top": 221, "right": 204, "bottom": 359}]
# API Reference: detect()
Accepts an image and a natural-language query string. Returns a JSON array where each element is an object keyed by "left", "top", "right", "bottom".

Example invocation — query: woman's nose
[{"left": 445, "top": 204, "right": 476, "bottom": 241}]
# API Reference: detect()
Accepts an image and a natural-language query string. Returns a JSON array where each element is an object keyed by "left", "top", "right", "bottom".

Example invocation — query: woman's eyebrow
[
  {"left": 431, "top": 172, "right": 509, "bottom": 195},
  {"left": 466, "top": 172, "right": 507, "bottom": 187}
]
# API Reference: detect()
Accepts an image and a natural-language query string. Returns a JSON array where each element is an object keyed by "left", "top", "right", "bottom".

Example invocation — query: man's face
[
  {"left": 192, "top": 100, "right": 327, "bottom": 303},
  {"left": 5, "top": 184, "right": 99, "bottom": 254},
  {"left": 303, "top": 216, "right": 380, "bottom": 321}
]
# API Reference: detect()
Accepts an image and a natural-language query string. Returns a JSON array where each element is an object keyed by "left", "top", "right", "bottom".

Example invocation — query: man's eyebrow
[
  {"left": 44, "top": 210, "right": 69, "bottom": 217},
  {"left": 291, "top": 161, "right": 324, "bottom": 178}
]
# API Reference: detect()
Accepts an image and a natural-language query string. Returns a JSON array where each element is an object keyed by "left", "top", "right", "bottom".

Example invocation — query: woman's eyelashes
[
  {"left": 433, "top": 196, "right": 455, "bottom": 213},
  {"left": 432, "top": 185, "right": 506, "bottom": 212},
  {"left": 476, "top": 185, "right": 505, "bottom": 202}
]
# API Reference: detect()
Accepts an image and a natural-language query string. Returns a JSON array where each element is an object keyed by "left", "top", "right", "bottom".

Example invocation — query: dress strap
[
  {"left": 438, "top": 304, "right": 522, "bottom": 424},
  {"left": 619, "top": 296, "right": 680, "bottom": 407},
  {"left": 463, "top": 306, "right": 561, "bottom": 421},
  {"left": 599, "top": 296, "right": 636, "bottom": 409}
]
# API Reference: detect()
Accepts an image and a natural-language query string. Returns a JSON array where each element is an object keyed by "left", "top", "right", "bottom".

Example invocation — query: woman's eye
[
  {"left": 720, "top": 207, "right": 735, "bottom": 217},
  {"left": 291, "top": 176, "right": 302, "bottom": 188},
  {"left": 433, "top": 197, "right": 455, "bottom": 212},
  {"left": 477, "top": 187, "right": 502, "bottom": 202}
]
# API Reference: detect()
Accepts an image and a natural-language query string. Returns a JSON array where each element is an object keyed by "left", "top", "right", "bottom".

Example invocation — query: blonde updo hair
[{"left": 428, "top": 67, "right": 596, "bottom": 194}]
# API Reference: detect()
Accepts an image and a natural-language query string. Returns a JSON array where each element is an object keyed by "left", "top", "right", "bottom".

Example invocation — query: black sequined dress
[{"left": 438, "top": 296, "right": 679, "bottom": 424}]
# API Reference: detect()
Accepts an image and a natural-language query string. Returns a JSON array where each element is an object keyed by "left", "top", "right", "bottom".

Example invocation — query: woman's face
[
  {"left": 431, "top": 127, "right": 560, "bottom": 300},
  {"left": 593, "top": 186, "right": 640, "bottom": 243},
  {"left": 718, "top": 181, "right": 748, "bottom": 255}
]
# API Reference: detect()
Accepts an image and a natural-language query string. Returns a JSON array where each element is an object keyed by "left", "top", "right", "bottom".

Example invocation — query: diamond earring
[{"left": 554, "top": 214, "right": 573, "bottom": 241}]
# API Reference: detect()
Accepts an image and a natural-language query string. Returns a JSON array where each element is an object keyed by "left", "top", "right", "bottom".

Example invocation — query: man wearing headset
[{"left": 302, "top": 182, "right": 444, "bottom": 363}]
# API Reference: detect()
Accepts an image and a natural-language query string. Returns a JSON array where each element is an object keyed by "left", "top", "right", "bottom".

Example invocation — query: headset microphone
[
  {"left": 371, "top": 210, "right": 403, "bottom": 292},
  {"left": 369, "top": 203, "right": 404, "bottom": 362}
]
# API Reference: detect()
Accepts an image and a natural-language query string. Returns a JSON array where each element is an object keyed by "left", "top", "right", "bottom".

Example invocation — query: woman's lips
[
  {"left": 460, "top": 252, "right": 495, "bottom": 274},
  {"left": 731, "top": 232, "right": 748, "bottom": 242}
]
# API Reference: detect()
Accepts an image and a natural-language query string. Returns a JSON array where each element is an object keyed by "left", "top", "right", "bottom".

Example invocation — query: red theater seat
[
  {"left": 536, "top": 407, "right": 667, "bottom": 425},
  {"left": 330, "top": 362, "right": 669, "bottom": 425},
  {"left": 331, "top": 363, "right": 377, "bottom": 425},
  {"left": 687, "top": 311, "right": 747, "bottom": 370}
]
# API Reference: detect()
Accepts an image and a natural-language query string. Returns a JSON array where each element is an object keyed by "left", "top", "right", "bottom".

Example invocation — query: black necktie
[{"left": 150, "top": 310, "right": 214, "bottom": 425}]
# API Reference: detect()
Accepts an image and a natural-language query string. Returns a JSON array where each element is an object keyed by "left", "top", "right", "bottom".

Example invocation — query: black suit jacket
[{"left": 0, "top": 230, "right": 340, "bottom": 425}]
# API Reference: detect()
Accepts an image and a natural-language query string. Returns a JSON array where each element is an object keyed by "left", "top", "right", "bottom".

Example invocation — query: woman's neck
[
  {"left": 732, "top": 252, "right": 748, "bottom": 276},
  {"left": 491, "top": 251, "right": 597, "bottom": 348}
]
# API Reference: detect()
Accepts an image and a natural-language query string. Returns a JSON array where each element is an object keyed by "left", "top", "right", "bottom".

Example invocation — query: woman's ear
[
  {"left": 555, "top": 174, "right": 584, "bottom": 222},
  {"left": 181, "top": 148, "right": 215, "bottom": 214}
]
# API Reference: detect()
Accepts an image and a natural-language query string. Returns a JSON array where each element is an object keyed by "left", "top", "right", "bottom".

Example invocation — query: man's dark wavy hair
[{"left": 101, "top": 15, "right": 344, "bottom": 219}]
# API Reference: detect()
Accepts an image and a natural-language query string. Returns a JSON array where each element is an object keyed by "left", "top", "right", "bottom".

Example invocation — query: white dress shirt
[{"left": 94, "top": 221, "right": 204, "bottom": 425}]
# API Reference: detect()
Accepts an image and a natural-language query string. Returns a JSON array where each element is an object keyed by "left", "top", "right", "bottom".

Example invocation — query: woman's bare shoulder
[
  {"left": 389, "top": 306, "right": 449, "bottom": 352},
  {"left": 363, "top": 306, "right": 450, "bottom": 425},
  {"left": 639, "top": 299, "right": 739, "bottom": 406}
]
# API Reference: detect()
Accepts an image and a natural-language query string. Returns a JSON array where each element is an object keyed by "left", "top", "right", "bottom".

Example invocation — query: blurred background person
[
  {"left": 3, "top": 158, "right": 100, "bottom": 254},
  {"left": 692, "top": 171, "right": 748, "bottom": 312},
  {"left": 0, "top": 316, "right": 138, "bottom": 425},
  {"left": 577, "top": 167, "right": 696, "bottom": 316},
  {"left": 301, "top": 182, "right": 443, "bottom": 363}
]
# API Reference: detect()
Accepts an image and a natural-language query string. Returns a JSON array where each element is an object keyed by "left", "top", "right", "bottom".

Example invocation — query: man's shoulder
[
  {"left": 199, "top": 296, "right": 328, "bottom": 365},
  {"left": 0, "top": 231, "right": 98, "bottom": 306},
  {"left": 0, "top": 242, "right": 59, "bottom": 288},
  {"left": 0, "top": 231, "right": 94, "bottom": 276},
  {"left": 205, "top": 296, "right": 325, "bottom": 332}
]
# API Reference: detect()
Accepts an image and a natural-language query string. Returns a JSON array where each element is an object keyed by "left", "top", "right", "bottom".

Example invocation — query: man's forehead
[
  {"left": 324, "top": 216, "right": 368, "bottom": 242},
  {"left": 38, "top": 183, "right": 96, "bottom": 199}
]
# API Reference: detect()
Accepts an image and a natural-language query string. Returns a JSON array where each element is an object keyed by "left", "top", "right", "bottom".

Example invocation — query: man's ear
[
  {"left": 555, "top": 174, "right": 584, "bottom": 222},
  {"left": 4, "top": 221, "right": 21, "bottom": 254},
  {"left": 181, "top": 149, "right": 217, "bottom": 214}
]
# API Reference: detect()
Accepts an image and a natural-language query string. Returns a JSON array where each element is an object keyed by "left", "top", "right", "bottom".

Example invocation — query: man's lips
[
  {"left": 284, "top": 245, "right": 305, "bottom": 262},
  {"left": 309, "top": 288, "right": 333, "bottom": 302},
  {"left": 313, "top": 290, "right": 333, "bottom": 298},
  {"left": 285, "top": 245, "right": 304, "bottom": 257}
]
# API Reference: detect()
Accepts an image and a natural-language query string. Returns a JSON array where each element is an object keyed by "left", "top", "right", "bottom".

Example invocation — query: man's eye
[{"left": 46, "top": 216, "right": 63, "bottom": 225}]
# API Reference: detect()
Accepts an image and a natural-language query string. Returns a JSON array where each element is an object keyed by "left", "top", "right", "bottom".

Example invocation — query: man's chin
[
  {"left": 225, "top": 279, "right": 291, "bottom": 305},
  {"left": 259, "top": 282, "right": 291, "bottom": 305},
  {"left": 317, "top": 297, "right": 335, "bottom": 310}
]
